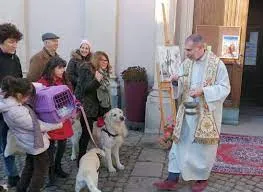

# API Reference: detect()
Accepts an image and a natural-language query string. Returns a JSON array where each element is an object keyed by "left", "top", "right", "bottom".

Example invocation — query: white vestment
[{"left": 169, "top": 53, "right": 231, "bottom": 180}]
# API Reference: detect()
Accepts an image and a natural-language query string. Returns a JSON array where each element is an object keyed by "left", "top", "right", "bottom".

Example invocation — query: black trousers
[
  {"left": 48, "top": 139, "right": 67, "bottom": 168},
  {"left": 16, "top": 151, "right": 49, "bottom": 192},
  {"left": 77, "top": 115, "right": 96, "bottom": 166},
  {"left": 77, "top": 107, "right": 110, "bottom": 166}
]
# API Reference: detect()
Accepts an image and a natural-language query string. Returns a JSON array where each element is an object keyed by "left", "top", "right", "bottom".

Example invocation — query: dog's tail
[
  {"left": 90, "top": 148, "right": 105, "bottom": 157},
  {"left": 84, "top": 175, "right": 101, "bottom": 192}
]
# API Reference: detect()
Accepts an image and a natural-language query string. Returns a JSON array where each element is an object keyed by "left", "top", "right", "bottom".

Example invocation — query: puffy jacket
[
  {"left": 74, "top": 63, "right": 101, "bottom": 117},
  {"left": 0, "top": 95, "right": 62, "bottom": 155},
  {"left": 66, "top": 49, "right": 92, "bottom": 90}
]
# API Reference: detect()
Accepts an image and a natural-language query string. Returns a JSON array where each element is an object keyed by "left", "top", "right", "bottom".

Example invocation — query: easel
[{"left": 157, "top": 3, "right": 177, "bottom": 133}]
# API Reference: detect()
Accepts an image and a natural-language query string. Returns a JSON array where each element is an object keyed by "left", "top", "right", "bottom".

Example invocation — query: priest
[{"left": 153, "top": 34, "right": 231, "bottom": 192}]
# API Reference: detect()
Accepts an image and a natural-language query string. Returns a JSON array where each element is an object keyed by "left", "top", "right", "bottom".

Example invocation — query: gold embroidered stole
[{"left": 172, "top": 51, "right": 220, "bottom": 145}]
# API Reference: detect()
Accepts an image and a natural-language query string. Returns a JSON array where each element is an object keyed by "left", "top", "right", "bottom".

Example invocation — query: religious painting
[
  {"left": 157, "top": 46, "right": 181, "bottom": 81},
  {"left": 221, "top": 35, "right": 240, "bottom": 59}
]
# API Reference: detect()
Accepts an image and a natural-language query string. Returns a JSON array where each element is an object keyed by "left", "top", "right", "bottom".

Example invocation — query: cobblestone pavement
[{"left": 1, "top": 131, "right": 263, "bottom": 192}]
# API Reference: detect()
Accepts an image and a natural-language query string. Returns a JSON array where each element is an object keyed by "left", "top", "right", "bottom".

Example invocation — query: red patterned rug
[{"left": 212, "top": 133, "right": 263, "bottom": 176}]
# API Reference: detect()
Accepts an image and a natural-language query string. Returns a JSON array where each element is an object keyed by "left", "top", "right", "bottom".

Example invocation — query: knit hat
[{"left": 80, "top": 40, "right": 91, "bottom": 49}]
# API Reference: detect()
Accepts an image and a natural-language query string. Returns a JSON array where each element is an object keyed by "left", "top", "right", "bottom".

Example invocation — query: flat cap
[{"left": 42, "top": 32, "right": 59, "bottom": 41}]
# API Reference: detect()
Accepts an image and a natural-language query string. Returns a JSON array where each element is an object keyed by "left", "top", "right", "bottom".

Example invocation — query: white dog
[
  {"left": 93, "top": 108, "right": 128, "bottom": 173},
  {"left": 75, "top": 148, "right": 105, "bottom": 192},
  {"left": 70, "top": 119, "right": 82, "bottom": 160},
  {"left": 0, "top": 184, "right": 8, "bottom": 192}
]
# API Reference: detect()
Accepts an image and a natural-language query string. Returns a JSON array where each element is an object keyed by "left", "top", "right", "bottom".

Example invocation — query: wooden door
[{"left": 193, "top": 0, "right": 250, "bottom": 108}]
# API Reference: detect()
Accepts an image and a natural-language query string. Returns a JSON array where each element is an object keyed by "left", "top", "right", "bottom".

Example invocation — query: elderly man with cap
[{"left": 27, "top": 32, "right": 59, "bottom": 82}]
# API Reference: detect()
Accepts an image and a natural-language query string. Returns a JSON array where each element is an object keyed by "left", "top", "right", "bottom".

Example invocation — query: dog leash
[{"left": 78, "top": 105, "right": 98, "bottom": 148}]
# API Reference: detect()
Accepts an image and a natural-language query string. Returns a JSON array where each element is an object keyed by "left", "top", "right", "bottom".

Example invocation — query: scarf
[
  {"left": 172, "top": 51, "right": 220, "bottom": 145},
  {"left": 24, "top": 105, "right": 44, "bottom": 149},
  {"left": 97, "top": 69, "right": 111, "bottom": 108}
]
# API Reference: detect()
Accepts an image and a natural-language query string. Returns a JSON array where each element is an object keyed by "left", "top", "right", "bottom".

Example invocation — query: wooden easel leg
[
  {"left": 169, "top": 88, "right": 177, "bottom": 122},
  {"left": 158, "top": 88, "right": 165, "bottom": 134}
]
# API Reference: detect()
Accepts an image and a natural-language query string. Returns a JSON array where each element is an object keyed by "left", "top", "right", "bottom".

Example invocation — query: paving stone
[
  {"left": 138, "top": 148, "right": 166, "bottom": 162},
  {"left": 125, "top": 177, "right": 158, "bottom": 192},
  {"left": 1, "top": 130, "right": 263, "bottom": 192},
  {"left": 131, "top": 162, "right": 163, "bottom": 177},
  {"left": 253, "top": 187, "right": 263, "bottom": 192}
]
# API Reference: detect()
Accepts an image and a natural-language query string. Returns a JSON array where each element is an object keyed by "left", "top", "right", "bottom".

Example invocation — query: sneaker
[
  {"left": 192, "top": 180, "right": 208, "bottom": 192},
  {"left": 7, "top": 176, "right": 20, "bottom": 188},
  {"left": 153, "top": 179, "right": 178, "bottom": 190}
]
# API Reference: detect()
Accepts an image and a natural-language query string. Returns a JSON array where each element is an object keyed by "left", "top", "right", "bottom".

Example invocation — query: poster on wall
[
  {"left": 244, "top": 31, "right": 258, "bottom": 66},
  {"left": 221, "top": 35, "right": 240, "bottom": 59},
  {"left": 157, "top": 46, "right": 181, "bottom": 81}
]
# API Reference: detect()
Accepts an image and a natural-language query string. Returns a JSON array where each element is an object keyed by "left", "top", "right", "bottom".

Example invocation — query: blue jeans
[{"left": 0, "top": 115, "right": 19, "bottom": 177}]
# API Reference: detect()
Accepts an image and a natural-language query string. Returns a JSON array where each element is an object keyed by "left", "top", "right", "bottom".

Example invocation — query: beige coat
[{"left": 27, "top": 48, "right": 57, "bottom": 82}]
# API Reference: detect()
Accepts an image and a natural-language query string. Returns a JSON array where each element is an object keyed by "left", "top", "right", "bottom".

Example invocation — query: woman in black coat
[
  {"left": 66, "top": 40, "right": 92, "bottom": 90},
  {"left": 75, "top": 51, "right": 111, "bottom": 166}
]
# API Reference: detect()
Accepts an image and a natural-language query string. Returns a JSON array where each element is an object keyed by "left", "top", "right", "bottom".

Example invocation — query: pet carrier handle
[{"left": 78, "top": 105, "right": 98, "bottom": 148}]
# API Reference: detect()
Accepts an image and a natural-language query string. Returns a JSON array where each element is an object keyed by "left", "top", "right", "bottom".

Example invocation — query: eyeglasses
[{"left": 100, "top": 59, "right": 108, "bottom": 62}]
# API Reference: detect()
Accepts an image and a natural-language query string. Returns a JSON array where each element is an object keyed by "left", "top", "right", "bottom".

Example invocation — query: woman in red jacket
[{"left": 38, "top": 56, "right": 73, "bottom": 185}]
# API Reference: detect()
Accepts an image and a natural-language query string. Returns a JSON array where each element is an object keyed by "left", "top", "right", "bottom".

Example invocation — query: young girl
[
  {"left": 38, "top": 56, "right": 73, "bottom": 184},
  {"left": 0, "top": 76, "right": 62, "bottom": 192},
  {"left": 75, "top": 51, "right": 111, "bottom": 166}
]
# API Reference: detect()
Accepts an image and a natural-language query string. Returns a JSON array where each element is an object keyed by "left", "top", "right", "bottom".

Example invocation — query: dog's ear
[{"left": 104, "top": 112, "right": 111, "bottom": 126}]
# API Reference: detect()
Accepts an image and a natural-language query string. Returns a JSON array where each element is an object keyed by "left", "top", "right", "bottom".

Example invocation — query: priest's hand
[{"left": 189, "top": 87, "right": 203, "bottom": 98}]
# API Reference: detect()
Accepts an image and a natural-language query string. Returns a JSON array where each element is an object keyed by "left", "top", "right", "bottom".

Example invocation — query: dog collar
[{"left": 102, "top": 128, "right": 119, "bottom": 137}]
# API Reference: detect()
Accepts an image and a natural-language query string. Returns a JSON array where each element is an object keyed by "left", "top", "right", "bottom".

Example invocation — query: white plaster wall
[
  {"left": 117, "top": 0, "right": 156, "bottom": 85},
  {"left": 84, "top": 0, "right": 118, "bottom": 76},
  {"left": 0, "top": 0, "right": 27, "bottom": 72},
  {"left": 27, "top": 0, "right": 85, "bottom": 70}
]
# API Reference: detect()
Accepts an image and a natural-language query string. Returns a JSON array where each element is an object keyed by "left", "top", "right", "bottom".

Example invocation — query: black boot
[
  {"left": 54, "top": 140, "right": 69, "bottom": 178},
  {"left": 8, "top": 175, "right": 20, "bottom": 187},
  {"left": 47, "top": 166, "right": 56, "bottom": 186},
  {"left": 55, "top": 164, "right": 69, "bottom": 178}
]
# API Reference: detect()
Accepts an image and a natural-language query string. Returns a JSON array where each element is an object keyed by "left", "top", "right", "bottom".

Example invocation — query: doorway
[{"left": 240, "top": 0, "right": 263, "bottom": 116}]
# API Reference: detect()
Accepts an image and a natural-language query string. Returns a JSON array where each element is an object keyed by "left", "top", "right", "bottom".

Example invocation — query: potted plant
[
  {"left": 121, "top": 66, "right": 148, "bottom": 124},
  {"left": 158, "top": 116, "right": 176, "bottom": 150}
]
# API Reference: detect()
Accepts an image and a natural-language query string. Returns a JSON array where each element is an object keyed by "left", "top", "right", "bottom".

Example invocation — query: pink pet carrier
[{"left": 32, "top": 85, "right": 76, "bottom": 123}]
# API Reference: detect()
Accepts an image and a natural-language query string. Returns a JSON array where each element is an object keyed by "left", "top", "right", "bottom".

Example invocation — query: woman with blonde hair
[{"left": 75, "top": 51, "right": 111, "bottom": 166}]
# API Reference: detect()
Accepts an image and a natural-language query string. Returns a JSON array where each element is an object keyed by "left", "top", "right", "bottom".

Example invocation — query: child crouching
[{"left": 0, "top": 76, "right": 62, "bottom": 192}]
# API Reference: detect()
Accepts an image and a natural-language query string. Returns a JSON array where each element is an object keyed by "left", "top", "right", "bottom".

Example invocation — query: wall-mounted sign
[{"left": 244, "top": 31, "right": 258, "bottom": 66}]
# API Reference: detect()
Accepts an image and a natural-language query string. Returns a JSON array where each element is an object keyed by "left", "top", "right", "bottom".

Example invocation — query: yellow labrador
[
  {"left": 75, "top": 148, "right": 105, "bottom": 192},
  {"left": 93, "top": 108, "right": 128, "bottom": 173}
]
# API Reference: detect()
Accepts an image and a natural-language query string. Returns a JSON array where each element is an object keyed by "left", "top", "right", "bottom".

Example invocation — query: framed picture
[
  {"left": 157, "top": 46, "right": 181, "bottom": 81},
  {"left": 196, "top": 25, "right": 241, "bottom": 60},
  {"left": 221, "top": 35, "right": 240, "bottom": 59}
]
